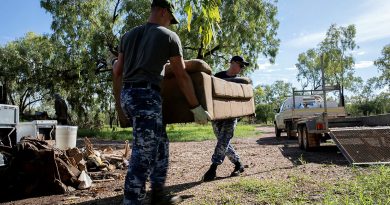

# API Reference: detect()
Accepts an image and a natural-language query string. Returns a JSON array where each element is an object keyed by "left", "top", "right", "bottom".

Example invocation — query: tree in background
[
  {"left": 346, "top": 77, "right": 389, "bottom": 116},
  {"left": 295, "top": 48, "right": 322, "bottom": 90},
  {"left": 0, "top": 33, "right": 58, "bottom": 116},
  {"left": 253, "top": 81, "right": 292, "bottom": 123},
  {"left": 41, "top": 0, "right": 122, "bottom": 127},
  {"left": 319, "top": 24, "right": 358, "bottom": 106},
  {"left": 374, "top": 44, "right": 390, "bottom": 90},
  {"left": 177, "top": 0, "right": 280, "bottom": 73}
]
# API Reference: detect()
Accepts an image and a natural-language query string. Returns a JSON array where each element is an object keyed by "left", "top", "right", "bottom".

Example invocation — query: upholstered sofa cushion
[{"left": 212, "top": 77, "right": 253, "bottom": 99}]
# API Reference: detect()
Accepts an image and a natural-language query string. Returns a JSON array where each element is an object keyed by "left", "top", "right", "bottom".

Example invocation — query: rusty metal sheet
[{"left": 329, "top": 126, "right": 390, "bottom": 165}]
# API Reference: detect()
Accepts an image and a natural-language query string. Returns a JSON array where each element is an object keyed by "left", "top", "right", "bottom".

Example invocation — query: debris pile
[{"left": 0, "top": 137, "right": 130, "bottom": 201}]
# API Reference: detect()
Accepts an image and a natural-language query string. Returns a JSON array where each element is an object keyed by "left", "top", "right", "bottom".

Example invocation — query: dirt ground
[{"left": 1, "top": 126, "right": 354, "bottom": 205}]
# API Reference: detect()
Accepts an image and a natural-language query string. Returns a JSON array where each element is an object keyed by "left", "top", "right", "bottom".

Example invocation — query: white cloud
[
  {"left": 353, "top": 1, "right": 390, "bottom": 43},
  {"left": 285, "top": 66, "right": 297, "bottom": 71},
  {"left": 354, "top": 61, "right": 374, "bottom": 69},
  {"left": 257, "top": 62, "right": 276, "bottom": 70},
  {"left": 284, "top": 0, "right": 390, "bottom": 49},
  {"left": 351, "top": 50, "right": 366, "bottom": 56},
  {"left": 284, "top": 32, "right": 325, "bottom": 48}
]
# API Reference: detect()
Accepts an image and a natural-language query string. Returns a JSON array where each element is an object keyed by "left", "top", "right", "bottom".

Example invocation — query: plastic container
[{"left": 55, "top": 126, "right": 78, "bottom": 150}]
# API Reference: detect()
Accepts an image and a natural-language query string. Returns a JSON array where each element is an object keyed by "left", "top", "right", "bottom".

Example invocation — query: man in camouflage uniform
[
  {"left": 113, "top": 0, "right": 210, "bottom": 204},
  {"left": 203, "top": 56, "right": 249, "bottom": 182}
]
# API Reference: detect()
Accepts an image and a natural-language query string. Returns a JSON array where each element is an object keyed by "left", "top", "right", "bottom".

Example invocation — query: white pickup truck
[{"left": 274, "top": 95, "right": 346, "bottom": 138}]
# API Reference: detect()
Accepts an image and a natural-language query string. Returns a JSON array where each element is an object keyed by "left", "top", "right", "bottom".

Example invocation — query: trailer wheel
[
  {"left": 297, "top": 126, "right": 304, "bottom": 149},
  {"left": 302, "top": 126, "right": 320, "bottom": 151},
  {"left": 275, "top": 123, "right": 281, "bottom": 138}
]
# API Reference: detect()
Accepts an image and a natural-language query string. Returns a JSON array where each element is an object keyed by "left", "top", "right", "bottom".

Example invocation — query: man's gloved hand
[{"left": 190, "top": 105, "right": 211, "bottom": 124}]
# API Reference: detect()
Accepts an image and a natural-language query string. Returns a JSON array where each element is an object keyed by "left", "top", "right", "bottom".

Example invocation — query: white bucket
[{"left": 55, "top": 126, "right": 78, "bottom": 150}]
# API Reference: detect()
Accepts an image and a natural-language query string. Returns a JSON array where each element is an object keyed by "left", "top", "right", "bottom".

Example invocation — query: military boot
[
  {"left": 202, "top": 163, "right": 218, "bottom": 182},
  {"left": 230, "top": 161, "right": 244, "bottom": 177},
  {"left": 151, "top": 188, "right": 182, "bottom": 205}
]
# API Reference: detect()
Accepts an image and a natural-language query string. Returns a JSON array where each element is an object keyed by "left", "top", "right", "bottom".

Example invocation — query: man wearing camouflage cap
[
  {"left": 113, "top": 0, "right": 210, "bottom": 204},
  {"left": 203, "top": 56, "right": 249, "bottom": 182}
]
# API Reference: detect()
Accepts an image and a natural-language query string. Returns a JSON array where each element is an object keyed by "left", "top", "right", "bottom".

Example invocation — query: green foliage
[
  {"left": 254, "top": 81, "right": 292, "bottom": 107},
  {"left": 255, "top": 104, "right": 274, "bottom": 124},
  {"left": 323, "top": 166, "right": 390, "bottom": 205},
  {"left": 319, "top": 24, "right": 358, "bottom": 95},
  {"left": 296, "top": 24, "right": 359, "bottom": 104},
  {"left": 253, "top": 81, "right": 292, "bottom": 124},
  {"left": 0, "top": 32, "right": 57, "bottom": 114},
  {"left": 296, "top": 48, "right": 322, "bottom": 90},
  {"left": 374, "top": 44, "right": 390, "bottom": 89},
  {"left": 347, "top": 91, "right": 390, "bottom": 116},
  {"left": 177, "top": 0, "right": 280, "bottom": 72}
]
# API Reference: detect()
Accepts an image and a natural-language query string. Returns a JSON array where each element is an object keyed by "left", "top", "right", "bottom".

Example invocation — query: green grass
[
  {"left": 323, "top": 166, "right": 390, "bottom": 205},
  {"left": 196, "top": 166, "right": 390, "bottom": 205},
  {"left": 78, "top": 122, "right": 260, "bottom": 142}
]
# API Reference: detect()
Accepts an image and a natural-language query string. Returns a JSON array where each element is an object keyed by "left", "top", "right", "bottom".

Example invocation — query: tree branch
[
  {"left": 113, "top": 0, "right": 121, "bottom": 23},
  {"left": 183, "top": 46, "right": 198, "bottom": 51},
  {"left": 203, "top": 45, "right": 221, "bottom": 58},
  {"left": 197, "top": 41, "right": 204, "bottom": 59}
]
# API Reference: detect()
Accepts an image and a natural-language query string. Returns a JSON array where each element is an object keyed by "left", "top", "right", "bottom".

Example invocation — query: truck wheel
[
  {"left": 286, "top": 122, "right": 296, "bottom": 139},
  {"left": 303, "top": 127, "right": 320, "bottom": 151},
  {"left": 275, "top": 124, "right": 281, "bottom": 138},
  {"left": 297, "top": 126, "right": 304, "bottom": 149}
]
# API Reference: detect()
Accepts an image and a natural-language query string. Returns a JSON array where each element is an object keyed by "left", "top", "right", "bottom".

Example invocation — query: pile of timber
[{"left": 0, "top": 137, "right": 130, "bottom": 202}]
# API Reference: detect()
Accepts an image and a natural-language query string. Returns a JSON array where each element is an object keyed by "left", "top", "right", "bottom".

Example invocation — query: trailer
[{"left": 296, "top": 112, "right": 390, "bottom": 165}]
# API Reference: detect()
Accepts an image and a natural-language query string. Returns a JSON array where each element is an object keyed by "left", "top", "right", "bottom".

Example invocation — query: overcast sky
[{"left": 1, "top": 0, "right": 389, "bottom": 90}]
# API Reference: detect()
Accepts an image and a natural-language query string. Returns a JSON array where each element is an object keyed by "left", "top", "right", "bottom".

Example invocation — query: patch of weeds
[
  {"left": 322, "top": 165, "right": 390, "bottom": 204},
  {"left": 218, "top": 178, "right": 309, "bottom": 204},
  {"left": 297, "top": 154, "right": 307, "bottom": 165}
]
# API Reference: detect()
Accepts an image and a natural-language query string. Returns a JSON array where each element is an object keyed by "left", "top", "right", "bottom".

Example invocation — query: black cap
[
  {"left": 151, "top": 0, "right": 179, "bottom": 24},
  {"left": 230, "top": 56, "right": 250, "bottom": 67}
]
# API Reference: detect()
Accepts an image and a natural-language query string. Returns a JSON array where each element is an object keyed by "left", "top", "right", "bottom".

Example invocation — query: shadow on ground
[
  {"left": 74, "top": 180, "right": 202, "bottom": 205},
  {"left": 257, "top": 136, "right": 348, "bottom": 166}
]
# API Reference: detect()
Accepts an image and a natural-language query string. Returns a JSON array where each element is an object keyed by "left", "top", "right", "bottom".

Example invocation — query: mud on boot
[
  {"left": 230, "top": 161, "right": 244, "bottom": 177},
  {"left": 202, "top": 163, "right": 218, "bottom": 182}
]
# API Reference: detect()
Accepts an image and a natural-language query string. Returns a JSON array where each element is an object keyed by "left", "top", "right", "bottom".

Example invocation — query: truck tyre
[
  {"left": 286, "top": 122, "right": 296, "bottom": 139},
  {"left": 297, "top": 126, "right": 304, "bottom": 149},
  {"left": 275, "top": 123, "right": 281, "bottom": 138},
  {"left": 303, "top": 126, "right": 320, "bottom": 151}
]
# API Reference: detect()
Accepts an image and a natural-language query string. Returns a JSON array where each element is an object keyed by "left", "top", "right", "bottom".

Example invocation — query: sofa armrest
[
  {"left": 164, "top": 59, "right": 212, "bottom": 78},
  {"left": 161, "top": 72, "right": 214, "bottom": 124},
  {"left": 223, "top": 77, "right": 252, "bottom": 84}
]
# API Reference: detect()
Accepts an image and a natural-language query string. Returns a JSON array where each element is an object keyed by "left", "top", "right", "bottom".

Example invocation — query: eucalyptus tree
[
  {"left": 319, "top": 24, "right": 358, "bottom": 105},
  {"left": 295, "top": 48, "right": 322, "bottom": 90},
  {"left": 374, "top": 44, "right": 390, "bottom": 90},
  {"left": 41, "top": 0, "right": 122, "bottom": 126},
  {"left": 176, "top": 0, "right": 279, "bottom": 73},
  {"left": 0, "top": 32, "right": 57, "bottom": 115}
]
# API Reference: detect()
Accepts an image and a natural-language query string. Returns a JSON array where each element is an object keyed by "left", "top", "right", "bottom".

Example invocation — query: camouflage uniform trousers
[
  {"left": 121, "top": 88, "right": 169, "bottom": 205},
  {"left": 211, "top": 118, "right": 240, "bottom": 165}
]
